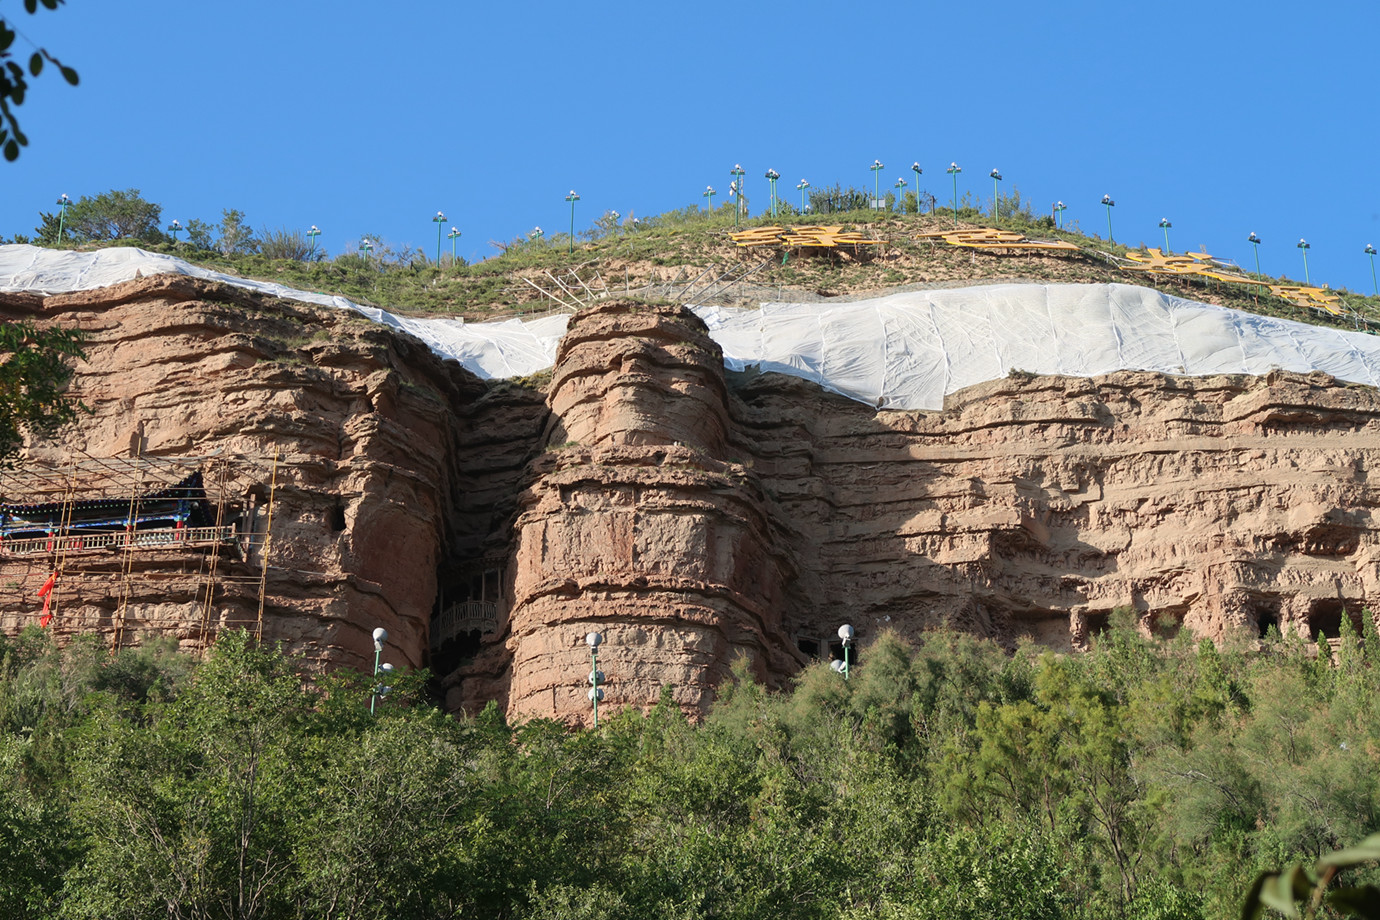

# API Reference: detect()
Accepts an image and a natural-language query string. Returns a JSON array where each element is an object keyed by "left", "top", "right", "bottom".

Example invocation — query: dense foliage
[
  {"left": 2, "top": 618, "right": 1379, "bottom": 919},
  {"left": 0, "top": 320, "right": 85, "bottom": 462}
]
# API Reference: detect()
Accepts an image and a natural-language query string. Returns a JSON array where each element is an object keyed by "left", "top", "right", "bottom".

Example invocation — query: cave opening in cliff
[
  {"left": 328, "top": 499, "right": 346, "bottom": 533},
  {"left": 796, "top": 637, "right": 820, "bottom": 658},
  {"left": 1307, "top": 600, "right": 1360, "bottom": 642},
  {"left": 1252, "top": 600, "right": 1280, "bottom": 639}
]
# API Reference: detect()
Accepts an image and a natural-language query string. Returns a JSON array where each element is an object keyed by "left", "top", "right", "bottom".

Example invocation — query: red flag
[{"left": 36, "top": 574, "right": 56, "bottom": 627}]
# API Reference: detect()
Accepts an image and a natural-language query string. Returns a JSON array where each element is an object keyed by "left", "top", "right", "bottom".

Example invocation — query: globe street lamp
[
  {"left": 797, "top": 179, "right": 811, "bottom": 213},
  {"left": 1101, "top": 195, "right": 1116, "bottom": 243},
  {"left": 447, "top": 226, "right": 461, "bottom": 263},
  {"left": 371, "top": 626, "right": 388, "bottom": 715},
  {"left": 731, "top": 164, "right": 746, "bottom": 228},
  {"left": 870, "top": 159, "right": 885, "bottom": 209},
  {"left": 703, "top": 185, "right": 716, "bottom": 215},
  {"left": 1248, "top": 231, "right": 1263, "bottom": 281},
  {"left": 432, "top": 211, "right": 447, "bottom": 264},
  {"left": 1054, "top": 201, "right": 1067, "bottom": 230},
  {"left": 565, "top": 191, "right": 580, "bottom": 254},
  {"left": 55, "top": 193, "right": 71, "bottom": 243},
  {"left": 893, "top": 177, "right": 906, "bottom": 213},
  {"left": 990, "top": 169, "right": 1002, "bottom": 221},
  {"left": 1367, "top": 244, "right": 1378, "bottom": 296},
  {"left": 835, "top": 624, "right": 855, "bottom": 680},
  {"left": 530, "top": 226, "right": 543, "bottom": 241},
  {"left": 360, "top": 237, "right": 373, "bottom": 264},
  {"left": 1159, "top": 218, "right": 1172, "bottom": 253},
  {"left": 1298, "top": 238, "right": 1311, "bottom": 285},
  {"left": 947, "top": 163, "right": 962, "bottom": 229},
  {"left": 586, "top": 631, "right": 604, "bottom": 727},
  {"left": 307, "top": 225, "right": 321, "bottom": 258},
  {"left": 167, "top": 219, "right": 183, "bottom": 246},
  {"left": 765, "top": 169, "right": 781, "bottom": 218}
]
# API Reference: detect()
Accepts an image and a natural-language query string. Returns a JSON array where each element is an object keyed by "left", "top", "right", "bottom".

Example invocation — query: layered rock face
[
  {"left": 8, "top": 280, "right": 1380, "bottom": 724},
  {"left": 460, "top": 304, "right": 802, "bottom": 719},
  {"left": 0, "top": 276, "right": 544, "bottom": 675}
]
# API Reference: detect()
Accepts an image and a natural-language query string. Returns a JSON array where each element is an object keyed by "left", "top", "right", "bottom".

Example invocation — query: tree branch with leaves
[{"left": 0, "top": 0, "right": 79, "bottom": 161}]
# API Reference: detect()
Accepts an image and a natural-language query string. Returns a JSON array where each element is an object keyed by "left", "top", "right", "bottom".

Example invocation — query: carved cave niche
[
  {"left": 1249, "top": 597, "right": 1281, "bottom": 639},
  {"left": 1306, "top": 598, "right": 1362, "bottom": 643},
  {"left": 1146, "top": 606, "right": 1186, "bottom": 641}
]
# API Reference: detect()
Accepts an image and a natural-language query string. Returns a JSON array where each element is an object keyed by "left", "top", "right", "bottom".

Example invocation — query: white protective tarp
[{"left": 4, "top": 243, "right": 1379, "bottom": 412}]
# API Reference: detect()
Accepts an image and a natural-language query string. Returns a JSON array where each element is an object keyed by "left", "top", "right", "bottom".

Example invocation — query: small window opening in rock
[
  {"left": 827, "top": 642, "right": 860, "bottom": 668},
  {"left": 1085, "top": 612, "right": 1110, "bottom": 637},
  {"left": 797, "top": 637, "right": 820, "bottom": 658},
  {"left": 328, "top": 499, "right": 347, "bottom": 533},
  {"left": 1255, "top": 608, "right": 1280, "bottom": 639}
]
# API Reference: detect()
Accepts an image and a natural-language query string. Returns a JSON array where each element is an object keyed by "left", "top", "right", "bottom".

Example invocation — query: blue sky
[{"left": 6, "top": 0, "right": 1380, "bottom": 295}]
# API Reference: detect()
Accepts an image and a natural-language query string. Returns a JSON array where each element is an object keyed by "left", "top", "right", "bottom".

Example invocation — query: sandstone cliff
[{"left": 5, "top": 279, "right": 1380, "bottom": 724}]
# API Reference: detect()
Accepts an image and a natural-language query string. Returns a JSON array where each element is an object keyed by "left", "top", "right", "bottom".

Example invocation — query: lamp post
[
  {"left": 703, "top": 185, "right": 716, "bottom": 215},
  {"left": 911, "top": 162, "right": 922, "bottom": 214},
  {"left": 833, "top": 624, "right": 855, "bottom": 680},
  {"left": 447, "top": 226, "right": 461, "bottom": 263},
  {"left": 1101, "top": 195, "right": 1116, "bottom": 243},
  {"left": 167, "top": 219, "right": 183, "bottom": 245},
  {"left": 1248, "top": 231, "right": 1263, "bottom": 276},
  {"left": 586, "top": 631, "right": 604, "bottom": 727},
  {"left": 307, "top": 225, "right": 321, "bottom": 258},
  {"left": 990, "top": 169, "right": 1002, "bottom": 221},
  {"left": 1054, "top": 201, "right": 1067, "bottom": 230},
  {"left": 359, "top": 237, "right": 373, "bottom": 264},
  {"left": 565, "top": 191, "right": 580, "bottom": 254},
  {"left": 55, "top": 193, "right": 71, "bottom": 242},
  {"left": 765, "top": 169, "right": 780, "bottom": 218},
  {"left": 1298, "top": 238, "right": 1311, "bottom": 284},
  {"left": 1159, "top": 218, "right": 1172, "bottom": 253},
  {"left": 947, "top": 163, "right": 962, "bottom": 229},
  {"left": 530, "top": 226, "right": 543, "bottom": 242},
  {"left": 870, "top": 159, "right": 885, "bottom": 209},
  {"left": 432, "top": 211, "right": 447, "bottom": 264},
  {"left": 731, "top": 164, "right": 746, "bottom": 228},
  {"left": 893, "top": 177, "right": 906, "bottom": 213},
  {"left": 370, "top": 627, "right": 388, "bottom": 715},
  {"left": 797, "top": 179, "right": 811, "bottom": 213},
  {"left": 1367, "top": 244, "right": 1378, "bottom": 296}
]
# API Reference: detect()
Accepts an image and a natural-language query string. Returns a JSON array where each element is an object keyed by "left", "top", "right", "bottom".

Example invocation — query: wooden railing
[
  {"left": 431, "top": 599, "right": 499, "bottom": 649},
  {"left": 0, "top": 524, "right": 237, "bottom": 556}
]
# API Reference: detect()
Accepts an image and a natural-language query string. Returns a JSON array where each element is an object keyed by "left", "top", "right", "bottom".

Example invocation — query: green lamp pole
[
  {"left": 307, "top": 225, "right": 321, "bottom": 258},
  {"left": 55, "top": 193, "right": 71, "bottom": 242},
  {"left": 731, "top": 164, "right": 746, "bottom": 228},
  {"left": 586, "top": 631, "right": 604, "bottom": 727},
  {"left": 447, "top": 226, "right": 461, "bottom": 263},
  {"left": 797, "top": 179, "right": 811, "bottom": 213},
  {"left": 167, "top": 219, "right": 183, "bottom": 245},
  {"left": 530, "top": 226, "right": 543, "bottom": 242},
  {"left": 1367, "top": 244, "right": 1378, "bottom": 296},
  {"left": 1054, "top": 201, "right": 1067, "bottom": 230},
  {"left": 370, "top": 627, "right": 388, "bottom": 715},
  {"left": 360, "top": 237, "right": 373, "bottom": 264},
  {"left": 893, "top": 177, "right": 906, "bottom": 213},
  {"left": 1248, "top": 231, "right": 1263, "bottom": 276},
  {"left": 1297, "top": 238, "right": 1311, "bottom": 284},
  {"left": 989, "top": 169, "right": 1002, "bottom": 221},
  {"left": 565, "top": 191, "right": 580, "bottom": 254},
  {"left": 703, "top": 185, "right": 716, "bottom": 215},
  {"left": 1101, "top": 195, "right": 1116, "bottom": 243},
  {"left": 765, "top": 169, "right": 780, "bottom": 218},
  {"left": 432, "top": 211, "right": 447, "bottom": 264},
  {"left": 870, "top": 159, "right": 884, "bottom": 209},
  {"left": 911, "top": 162, "right": 922, "bottom": 215},
  {"left": 1159, "top": 218, "right": 1172, "bottom": 253},
  {"left": 833, "top": 624, "right": 855, "bottom": 680},
  {"left": 947, "top": 162, "right": 962, "bottom": 228}
]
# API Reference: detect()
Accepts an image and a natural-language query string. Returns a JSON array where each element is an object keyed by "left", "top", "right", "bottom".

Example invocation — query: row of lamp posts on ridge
[{"left": 59, "top": 162, "right": 1380, "bottom": 297}]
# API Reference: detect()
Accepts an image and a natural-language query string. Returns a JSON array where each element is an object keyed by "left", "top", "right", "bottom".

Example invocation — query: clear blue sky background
[{"left": 6, "top": 0, "right": 1380, "bottom": 295}]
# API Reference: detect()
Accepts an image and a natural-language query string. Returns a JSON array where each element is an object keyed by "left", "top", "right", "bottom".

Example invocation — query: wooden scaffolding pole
[{"left": 254, "top": 447, "right": 280, "bottom": 642}]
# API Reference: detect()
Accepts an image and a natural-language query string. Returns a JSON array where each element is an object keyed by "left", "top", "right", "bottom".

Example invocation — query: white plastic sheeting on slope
[{"left": 4, "top": 244, "right": 1379, "bottom": 412}]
